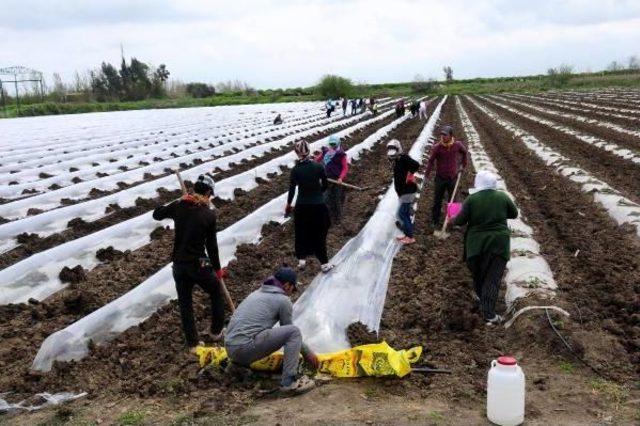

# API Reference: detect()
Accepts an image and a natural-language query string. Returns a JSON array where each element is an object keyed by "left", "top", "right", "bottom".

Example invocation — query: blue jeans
[{"left": 397, "top": 202, "right": 414, "bottom": 238}]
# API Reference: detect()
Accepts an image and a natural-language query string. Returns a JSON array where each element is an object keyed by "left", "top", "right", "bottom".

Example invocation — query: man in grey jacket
[{"left": 224, "top": 266, "right": 318, "bottom": 395}]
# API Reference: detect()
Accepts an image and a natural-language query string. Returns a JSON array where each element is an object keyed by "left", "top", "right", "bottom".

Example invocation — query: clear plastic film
[
  {"left": 1, "top": 103, "right": 398, "bottom": 304},
  {"left": 31, "top": 99, "right": 412, "bottom": 371},
  {"left": 292, "top": 96, "right": 446, "bottom": 353}
]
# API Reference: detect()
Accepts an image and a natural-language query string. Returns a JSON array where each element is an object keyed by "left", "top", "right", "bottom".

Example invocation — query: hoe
[{"left": 433, "top": 172, "right": 462, "bottom": 240}]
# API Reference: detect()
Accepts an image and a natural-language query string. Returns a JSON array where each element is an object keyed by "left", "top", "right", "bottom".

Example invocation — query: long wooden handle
[
  {"left": 219, "top": 277, "right": 236, "bottom": 312},
  {"left": 440, "top": 172, "right": 463, "bottom": 233},
  {"left": 328, "top": 178, "right": 363, "bottom": 191},
  {"left": 175, "top": 170, "right": 187, "bottom": 195}
]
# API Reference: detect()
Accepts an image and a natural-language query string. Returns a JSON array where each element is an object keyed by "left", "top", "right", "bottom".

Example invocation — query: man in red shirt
[{"left": 425, "top": 125, "right": 468, "bottom": 228}]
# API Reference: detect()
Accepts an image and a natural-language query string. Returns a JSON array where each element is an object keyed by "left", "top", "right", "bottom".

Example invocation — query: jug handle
[{"left": 491, "top": 360, "right": 497, "bottom": 368}]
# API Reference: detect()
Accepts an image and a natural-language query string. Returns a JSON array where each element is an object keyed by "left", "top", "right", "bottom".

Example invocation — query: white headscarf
[{"left": 472, "top": 170, "right": 498, "bottom": 193}]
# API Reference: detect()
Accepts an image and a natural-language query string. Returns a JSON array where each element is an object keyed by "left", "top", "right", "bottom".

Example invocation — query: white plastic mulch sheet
[
  {"left": 292, "top": 96, "right": 447, "bottom": 354},
  {"left": 467, "top": 96, "right": 640, "bottom": 238},
  {"left": 456, "top": 97, "right": 557, "bottom": 307},
  {"left": 31, "top": 101, "right": 418, "bottom": 371},
  {"left": 483, "top": 96, "right": 640, "bottom": 163},
  {"left": 0, "top": 106, "right": 398, "bottom": 305},
  {"left": 0, "top": 392, "right": 87, "bottom": 413}
]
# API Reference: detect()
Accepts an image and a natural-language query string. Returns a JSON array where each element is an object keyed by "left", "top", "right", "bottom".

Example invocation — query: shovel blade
[{"left": 433, "top": 230, "right": 450, "bottom": 239}]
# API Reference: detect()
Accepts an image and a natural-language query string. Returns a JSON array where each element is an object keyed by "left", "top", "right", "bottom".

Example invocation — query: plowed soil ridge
[{"left": 0, "top": 103, "right": 438, "bottom": 412}]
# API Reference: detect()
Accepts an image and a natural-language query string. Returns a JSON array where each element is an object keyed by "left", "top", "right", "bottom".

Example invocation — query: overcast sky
[{"left": 2, "top": 0, "right": 640, "bottom": 89}]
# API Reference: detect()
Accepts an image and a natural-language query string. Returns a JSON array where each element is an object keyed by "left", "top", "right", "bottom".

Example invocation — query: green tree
[
  {"left": 151, "top": 64, "right": 170, "bottom": 98},
  {"left": 316, "top": 74, "right": 354, "bottom": 98},
  {"left": 547, "top": 64, "right": 573, "bottom": 87}
]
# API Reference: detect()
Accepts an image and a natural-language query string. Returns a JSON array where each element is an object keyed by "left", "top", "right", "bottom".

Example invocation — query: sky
[{"left": 1, "top": 0, "right": 640, "bottom": 89}]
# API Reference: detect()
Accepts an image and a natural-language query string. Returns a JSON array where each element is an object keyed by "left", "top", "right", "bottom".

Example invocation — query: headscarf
[
  {"left": 473, "top": 170, "right": 498, "bottom": 191},
  {"left": 323, "top": 136, "right": 342, "bottom": 166}
]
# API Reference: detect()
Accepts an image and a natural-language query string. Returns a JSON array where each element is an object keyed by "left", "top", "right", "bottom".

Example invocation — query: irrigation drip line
[{"left": 544, "top": 308, "right": 609, "bottom": 381}]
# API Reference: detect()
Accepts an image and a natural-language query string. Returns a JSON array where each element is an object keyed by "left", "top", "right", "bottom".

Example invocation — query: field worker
[
  {"left": 419, "top": 100, "right": 428, "bottom": 120},
  {"left": 350, "top": 98, "right": 358, "bottom": 116},
  {"left": 152, "top": 174, "right": 225, "bottom": 352},
  {"left": 358, "top": 98, "right": 365, "bottom": 113},
  {"left": 285, "top": 140, "right": 334, "bottom": 273},
  {"left": 325, "top": 99, "right": 335, "bottom": 118},
  {"left": 410, "top": 100, "right": 420, "bottom": 117},
  {"left": 322, "top": 135, "right": 349, "bottom": 225},
  {"left": 387, "top": 139, "right": 420, "bottom": 244},
  {"left": 395, "top": 99, "right": 405, "bottom": 118},
  {"left": 225, "top": 266, "right": 319, "bottom": 395},
  {"left": 453, "top": 170, "right": 518, "bottom": 325},
  {"left": 273, "top": 113, "right": 283, "bottom": 125},
  {"left": 425, "top": 125, "right": 468, "bottom": 228},
  {"left": 342, "top": 98, "right": 348, "bottom": 116}
]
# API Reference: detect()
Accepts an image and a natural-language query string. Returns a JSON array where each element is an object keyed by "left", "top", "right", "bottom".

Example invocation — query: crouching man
[{"left": 224, "top": 266, "right": 319, "bottom": 395}]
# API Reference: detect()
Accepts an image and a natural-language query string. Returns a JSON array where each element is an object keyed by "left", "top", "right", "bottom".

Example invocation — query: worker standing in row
[
  {"left": 153, "top": 174, "right": 225, "bottom": 353},
  {"left": 286, "top": 140, "right": 334, "bottom": 273},
  {"left": 342, "top": 98, "right": 348, "bottom": 117},
  {"left": 453, "top": 170, "right": 518, "bottom": 325},
  {"left": 419, "top": 100, "right": 428, "bottom": 120},
  {"left": 425, "top": 125, "right": 468, "bottom": 228},
  {"left": 386, "top": 139, "right": 419, "bottom": 245},
  {"left": 322, "top": 135, "right": 349, "bottom": 225}
]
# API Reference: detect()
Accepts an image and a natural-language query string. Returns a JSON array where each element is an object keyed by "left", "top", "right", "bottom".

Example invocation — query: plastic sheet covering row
[
  {"left": 467, "top": 96, "right": 640, "bottom": 239},
  {"left": 0, "top": 103, "right": 398, "bottom": 304},
  {"left": 456, "top": 97, "right": 557, "bottom": 307},
  {"left": 0, "top": 108, "right": 327, "bottom": 198},
  {"left": 31, "top": 99, "right": 417, "bottom": 371},
  {"left": 292, "top": 96, "right": 446, "bottom": 354}
]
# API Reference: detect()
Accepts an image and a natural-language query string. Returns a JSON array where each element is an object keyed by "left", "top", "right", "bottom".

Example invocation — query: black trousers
[
  {"left": 325, "top": 185, "right": 345, "bottom": 225},
  {"left": 294, "top": 203, "right": 330, "bottom": 264},
  {"left": 172, "top": 261, "right": 224, "bottom": 346},
  {"left": 432, "top": 175, "right": 456, "bottom": 225},
  {"left": 466, "top": 254, "right": 507, "bottom": 320}
]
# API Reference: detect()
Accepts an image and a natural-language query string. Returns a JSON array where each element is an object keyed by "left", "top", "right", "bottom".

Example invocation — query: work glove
[
  {"left": 285, "top": 204, "right": 294, "bottom": 217},
  {"left": 216, "top": 268, "right": 228, "bottom": 280},
  {"left": 304, "top": 352, "right": 320, "bottom": 371},
  {"left": 405, "top": 173, "right": 416, "bottom": 184}
]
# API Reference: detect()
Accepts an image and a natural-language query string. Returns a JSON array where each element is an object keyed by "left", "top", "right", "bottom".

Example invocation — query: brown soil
[
  {"left": 0, "top": 104, "right": 432, "bottom": 411},
  {"left": 10, "top": 99, "right": 637, "bottom": 424},
  {"left": 58, "top": 265, "right": 87, "bottom": 284},
  {"left": 478, "top": 96, "right": 640, "bottom": 205},
  {"left": 347, "top": 322, "right": 380, "bottom": 346},
  {"left": 493, "top": 95, "right": 640, "bottom": 151},
  {"left": 509, "top": 94, "right": 640, "bottom": 130},
  {"left": 462, "top": 96, "right": 639, "bottom": 375}
]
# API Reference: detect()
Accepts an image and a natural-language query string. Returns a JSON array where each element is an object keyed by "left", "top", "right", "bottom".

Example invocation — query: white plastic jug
[{"left": 487, "top": 356, "right": 525, "bottom": 426}]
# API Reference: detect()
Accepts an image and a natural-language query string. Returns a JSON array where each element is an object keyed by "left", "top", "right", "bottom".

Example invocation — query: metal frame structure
[{"left": 0, "top": 65, "right": 45, "bottom": 114}]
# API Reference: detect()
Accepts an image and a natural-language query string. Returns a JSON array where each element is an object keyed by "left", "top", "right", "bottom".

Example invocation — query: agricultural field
[{"left": 0, "top": 91, "right": 639, "bottom": 425}]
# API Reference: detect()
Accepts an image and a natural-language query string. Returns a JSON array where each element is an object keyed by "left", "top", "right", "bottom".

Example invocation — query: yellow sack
[
  {"left": 196, "top": 341, "right": 422, "bottom": 378},
  {"left": 318, "top": 341, "right": 422, "bottom": 378}
]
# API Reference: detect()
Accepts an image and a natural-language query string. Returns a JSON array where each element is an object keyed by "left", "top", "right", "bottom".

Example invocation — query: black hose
[{"left": 544, "top": 308, "right": 609, "bottom": 380}]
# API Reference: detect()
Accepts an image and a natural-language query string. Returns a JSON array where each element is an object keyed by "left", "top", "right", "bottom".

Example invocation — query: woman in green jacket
[{"left": 453, "top": 170, "right": 518, "bottom": 325}]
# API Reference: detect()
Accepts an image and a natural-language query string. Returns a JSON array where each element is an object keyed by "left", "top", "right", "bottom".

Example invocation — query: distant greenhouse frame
[{"left": 0, "top": 65, "right": 45, "bottom": 115}]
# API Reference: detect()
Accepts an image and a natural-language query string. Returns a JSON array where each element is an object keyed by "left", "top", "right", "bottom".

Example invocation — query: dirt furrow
[
  {"left": 493, "top": 95, "right": 640, "bottom": 150},
  {"left": 0, "top": 104, "right": 437, "bottom": 410},
  {"left": 461, "top": 96, "right": 639, "bottom": 377},
  {"left": 475, "top": 96, "right": 640, "bottom": 205},
  {"left": 504, "top": 95, "right": 640, "bottom": 130}
]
